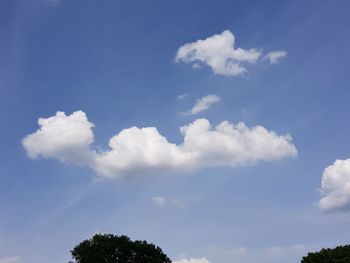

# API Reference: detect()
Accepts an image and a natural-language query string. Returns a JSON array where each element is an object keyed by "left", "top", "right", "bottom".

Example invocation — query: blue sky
[{"left": 1, "top": 1, "right": 350, "bottom": 263}]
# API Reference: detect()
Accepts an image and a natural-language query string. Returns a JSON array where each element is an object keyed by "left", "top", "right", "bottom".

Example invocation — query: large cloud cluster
[{"left": 22, "top": 111, "right": 297, "bottom": 178}]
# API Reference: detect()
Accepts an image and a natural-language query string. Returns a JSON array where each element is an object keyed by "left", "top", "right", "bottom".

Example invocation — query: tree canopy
[
  {"left": 70, "top": 233, "right": 171, "bottom": 263},
  {"left": 301, "top": 245, "right": 350, "bottom": 263}
]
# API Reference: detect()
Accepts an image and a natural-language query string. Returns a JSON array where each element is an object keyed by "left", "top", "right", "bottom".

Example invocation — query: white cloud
[
  {"left": 152, "top": 196, "right": 167, "bottom": 207},
  {"left": 184, "top": 94, "right": 220, "bottom": 115},
  {"left": 23, "top": 111, "right": 297, "bottom": 178},
  {"left": 319, "top": 159, "right": 350, "bottom": 211},
  {"left": 175, "top": 30, "right": 261, "bottom": 76},
  {"left": 152, "top": 197, "right": 185, "bottom": 208},
  {"left": 177, "top": 94, "right": 188, "bottom": 100},
  {"left": 92, "top": 125, "right": 197, "bottom": 177},
  {"left": 179, "top": 119, "right": 297, "bottom": 167},
  {"left": 173, "top": 258, "right": 211, "bottom": 263},
  {"left": 264, "top": 51, "right": 287, "bottom": 64},
  {"left": 0, "top": 257, "right": 21, "bottom": 263},
  {"left": 22, "top": 111, "right": 94, "bottom": 165}
]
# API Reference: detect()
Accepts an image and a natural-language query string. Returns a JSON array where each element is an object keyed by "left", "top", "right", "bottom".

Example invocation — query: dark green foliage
[
  {"left": 70, "top": 234, "right": 171, "bottom": 263},
  {"left": 301, "top": 245, "right": 350, "bottom": 263}
]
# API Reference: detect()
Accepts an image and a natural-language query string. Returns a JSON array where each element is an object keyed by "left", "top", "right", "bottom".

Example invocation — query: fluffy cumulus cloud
[
  {"left": 173, "top": 258, "right": 211, "bottom": 263},
  {"left": 92, "top": 126, "right": 197, "bottom": 177},
  {"left": 319, "top": 159, "right": 350, "bottom": 211},
  {"left": 180, "top": 119, "right": 297, "bottom": 167},
  {"left": 22, "top": 111, "right": 94, "bottom": 165},
  {"left": 264, "top": 51, "right": 287, "bottom": 64},
  {"left": 184, "top": 94, "right": 220, "bottom": 115},
  {"left": 175, "top": 30, "right": 261, "bottom": 76},
  {"left": 23, "top": 111, "right": 297, "bottom": 178}
]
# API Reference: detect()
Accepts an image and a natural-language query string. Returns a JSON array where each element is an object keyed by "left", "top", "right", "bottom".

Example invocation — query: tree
[
  {"left": 70, "top": 233, "right": 171, "bottom": 263},
  {"left": 301, "top": 245, "right": 350, "bottom": 263}
]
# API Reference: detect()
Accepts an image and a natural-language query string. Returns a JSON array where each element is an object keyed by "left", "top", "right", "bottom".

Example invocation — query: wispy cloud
[
  {"left": 152, "top": 196, "right": 185, "bottom": 208},
  {"left": 208, "top": 244, "right": 249, "bottom": 258},
  {"left": 42, "top": 0, "right": 64, "bottom": 5},
  {"left": 0, "top": 257, "right": 21, "bottom": 263},
  {"left": 203, "top": 243, "right": 309, "bottom": 263},
  {"left": 152, "top": 196, "right": 167, "bottom": 207},
  {"left": 264, "top": 51, "right": 287, "bottom": 64},
  {"left": 183, "top": 94, "right": 220, "bottom": 115},
  {"left": 177, "top": 93, "right": 188, "bottom": 100}
]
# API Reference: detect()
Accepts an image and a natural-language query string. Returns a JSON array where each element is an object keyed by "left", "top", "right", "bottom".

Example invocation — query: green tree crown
[{"left": 70, "top": 233, "right": 171, "bottom": 263}]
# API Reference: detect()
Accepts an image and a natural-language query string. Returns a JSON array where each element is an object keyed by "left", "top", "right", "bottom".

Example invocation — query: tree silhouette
[
  {"left": 302, "top": 245, "right": 350, "bottom": 263},
  {"left": 70, "top": 233, "right": 171, "bottom": 263}
]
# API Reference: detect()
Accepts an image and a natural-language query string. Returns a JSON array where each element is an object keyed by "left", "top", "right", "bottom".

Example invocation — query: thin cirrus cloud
[
  {"left": 319, "top": 159, "right": 350, "bottom": 211},
  {"left": 0, "top": 257, "right": 21, "bottom": 263},
  {"left": 183, "top": 94, "right": 220, "bottom": 115},
  {"left": 152, "top": 196, "right": 167, "bottom": 207},
  {"left": 175, "top": 30, "right": 286, "bottom": 76},
  {"left": 208, "top": 244, "right": 249, "bottom": 259},
  {"left": 22, "top": 111, "right": 297, "bottom": 178},
  {"left": 263, "top": 51, "right": 287, "bottom": 64},
  {"left": 43, "top": 0, "right": 63, "bottom": 4},
  {"left": 152, "top": 196, "right": 185, "bottom": 208}
]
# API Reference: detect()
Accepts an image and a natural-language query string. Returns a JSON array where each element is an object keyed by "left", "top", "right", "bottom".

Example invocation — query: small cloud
[
  {"left": 177, "top": 94, "right": 188, "bottom": 100},
  {"left": 175, "top": 30, "right": 261, "bottom": 76},
  {"left": 319, "top": 159, "right": 350, "bottom": 211},
  {"left": 183, "top": 94, "right": 220, "bottom": 115},
  {"left": 263, "top": 50, "right": 287, "bottom": 64},
  {"left": 152, "top": 196, "right": 167, "bottom": 207},
  {"left": 173, "top": 257, "right": 211, "bottom": 263},
  {"left": 193, "top": 63, "right": 202, "bottom": 70},
  {"left": 152, "top": 197, "right": 185, "bottom": 208}
]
